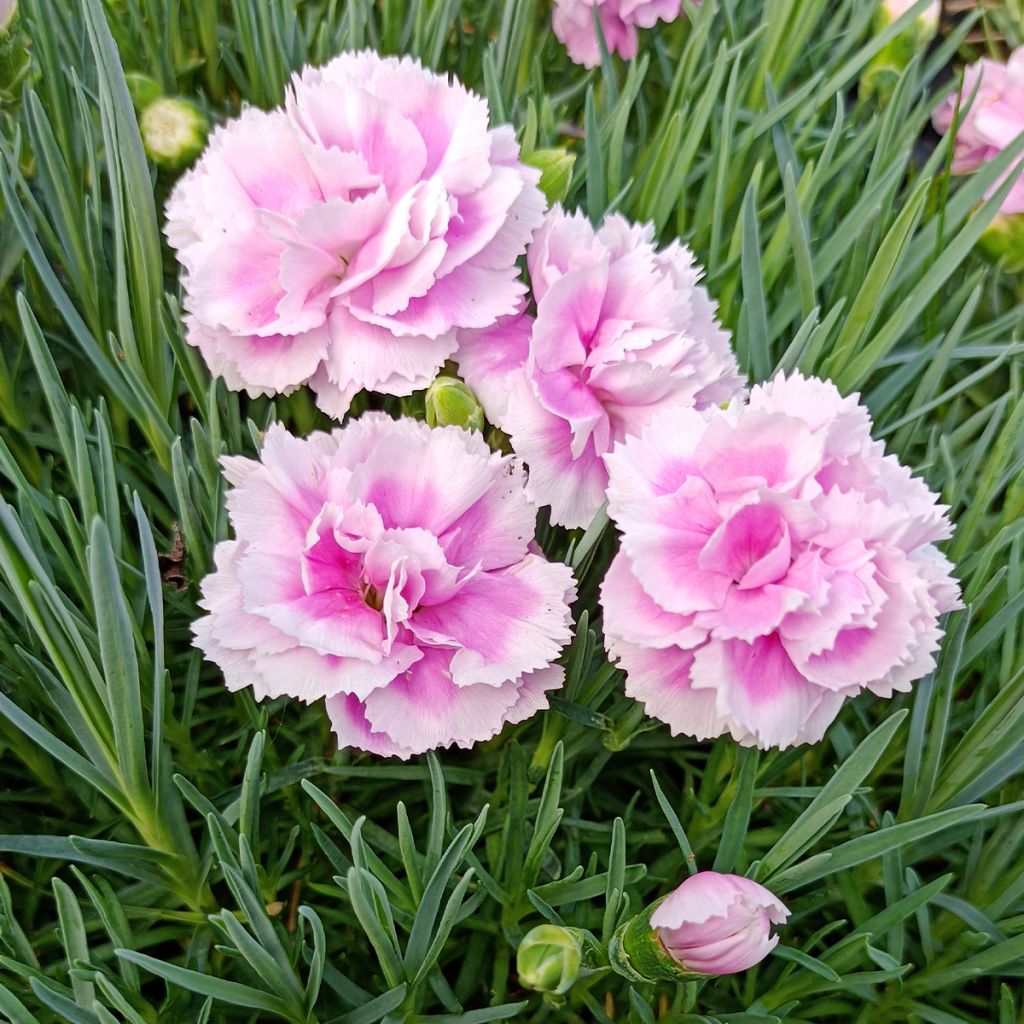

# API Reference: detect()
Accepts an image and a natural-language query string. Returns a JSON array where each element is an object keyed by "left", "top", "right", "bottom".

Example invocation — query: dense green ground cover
[{"left": 0, "top": 1, "right": 1023, "bottom": 1021}]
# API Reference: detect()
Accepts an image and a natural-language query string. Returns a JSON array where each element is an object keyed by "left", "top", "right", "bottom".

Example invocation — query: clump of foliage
[{"left": 0, "top": 1, "right": 1023, "bottom": 1022}]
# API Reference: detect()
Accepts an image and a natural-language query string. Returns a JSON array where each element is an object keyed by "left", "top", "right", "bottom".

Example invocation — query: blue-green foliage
[{"left": 0, "top": 0, "right": 1022, "bottom": 1021}]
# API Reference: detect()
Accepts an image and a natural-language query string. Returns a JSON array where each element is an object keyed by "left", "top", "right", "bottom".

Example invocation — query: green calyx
[
  {"left": 608, "top": 900, "right": 704, "bottom": 984},
  {"left": 424, "top": 376, "right": 486, "bottom": 433}
]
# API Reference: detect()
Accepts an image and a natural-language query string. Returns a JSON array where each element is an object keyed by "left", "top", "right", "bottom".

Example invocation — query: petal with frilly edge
[
  {"left": 615, "top": 480, "right": 729, "bottom": 615},
  {"left": 186, "top": 319, "right": 331, "bottom": 397},
  {"left": 612, "top": 641, "right": 725, "bottom": 743},
  {"left": 502, "top": 666, "right": 566, "bottom": 726},
  {"left": 604, "top": 405, "right": 709, "bottom": 509},
  {"left": 690, "top": 635, "right": 836, "bottom": 749},
  {"left": 410, "top": 555, "right": 576, "bottom": 687},
  {"left": 311, "top": 304, "right": 456, "bottom": 419},
  {"left": 601, "top": 552, "right": 707, "bottom": 651},
  {"left": 362, "top": 648, "right": 524, "bottom": 753},
  {"left": 325, "top": 693, "right": 419, "bottom": 759},
  {"left": 344, "top": 419, "right": 510, "bottom": 538},
  {"left": 652, "top": 872, "right": 788, "bottom": 933},
  {"left": 455, "top": 307, "right": 533, "bottom": 427},
  {"left": 503, "top": 384, "right": 611, "bottom": 530}
]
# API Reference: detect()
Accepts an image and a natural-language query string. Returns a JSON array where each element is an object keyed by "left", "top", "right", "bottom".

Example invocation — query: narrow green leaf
[
  {"left": 88, "top": 517, "right": 148, "bottom": 799},
  {"left": 115, "top": 950, "right": 291, "bottom": 1015}
]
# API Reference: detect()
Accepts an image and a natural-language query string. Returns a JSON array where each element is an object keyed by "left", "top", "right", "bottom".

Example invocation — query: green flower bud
[
  {"left": 524, "top": 147, "right": 576, "bottom": 205},
  {"left": 140, "top": 97, "right": 209, "bottom": 170},
  {"left": 979, "top": 212, "right": 1024, "bottom": 275},
  {"left": 424, "top": 376, "right": 485, "bottom": 433},
  {"left": 125, "top": 72, "right": 164, "bottom": 113},
  {"left": 860, "top": 1, "right": 939, "bottom": 103},
  {"left": 0, "top": 1, "right": 29, "bottom": 99},
  {"left": 517, "top": 925, "right": 588, "bottom": 995}
]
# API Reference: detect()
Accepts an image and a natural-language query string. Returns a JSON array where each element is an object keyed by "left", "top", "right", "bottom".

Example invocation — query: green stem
[{"left": 529, "top": 710, "right": 567, "bottom": 783}]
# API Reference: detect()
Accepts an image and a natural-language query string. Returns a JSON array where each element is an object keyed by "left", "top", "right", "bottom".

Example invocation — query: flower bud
[
  {"left": 860, "top": 0, "right": 940, "bottom": 102},
  {"left": 610, "top": 871, "right": 789, "bottom": 982},
  {"left": 523, "top": 147, "right": 576, "bottom": 204},
  {"left": 0, "top": 0, "right": 28, "bottom": 98},
  {"left": 125, "top": 72, "right": 164, "bottom": 114},
  {"left": 424, "top": 376, "right": 485, "bottom": 433},
  {"left": 979, "top": 212, "right": 1024, "bottom": 274},
  {"left": 140, "top": 96, "right": 209, "bottom": 170},
  {"left": 516, "top": 925, "right": 590, "bottom": 995}
]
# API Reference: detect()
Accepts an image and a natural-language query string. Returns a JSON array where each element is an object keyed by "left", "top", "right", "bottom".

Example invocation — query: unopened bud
[
  {"left": 0, "top": 0, "right": 27, "bottom": 97},
  {"left": 610, "top": 872, "right": 789, "bottom": 983},
  {"left": 524, "top": 148, "right": 576, "bottom": 205},
  {"left": 979, "top": 212, "right": 1024, "bottom": 275},
  {"left": 424, "top": 376, "right": 485, "bottom": 433},
  {"left": 140, "top": 96, "right": 209, "bottom": 170},
  {"left": 125, "top": 72, "right": 164, "bottom": 113},
  {"left": 517, "top": 925, "right": 589, "bottom": 995},
  {"left": 860, "top": 0, "right": 940, "bottom": 102}
]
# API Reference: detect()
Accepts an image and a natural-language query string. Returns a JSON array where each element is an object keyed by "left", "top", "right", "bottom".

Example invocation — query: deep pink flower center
[
  {"left": 699, "top": 503, "right": 793, "bottom": 590},
  {"left": 300, "top": 505, "right": 432, "bottom": 633}
]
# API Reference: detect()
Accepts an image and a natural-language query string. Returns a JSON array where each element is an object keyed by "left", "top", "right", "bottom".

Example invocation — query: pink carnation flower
[
  {"left": 651, "top": 872, "right": 789, "bottom": 976},
  {"left": 457, "top": 207, "right": 744, "bottom": 530},
  {"left": 166, "top": 51, "right": 545, "bottom": 417},
  {"left": 932, "top": 48, "right": 1024, "bottom": 215},
  {"left": 883, "top": 0, "right": 939, "bottom": 23},
  {"left": 193, "top": 415, "right": 576, "bottom": 758},
  {"left": 553, "top": 0, "right": 682, "bottom": 68},
  {"left": 601, "top": 372, "right": 961, "bottom": 750}
]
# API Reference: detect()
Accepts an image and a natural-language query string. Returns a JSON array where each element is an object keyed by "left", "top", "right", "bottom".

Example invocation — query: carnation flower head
[
  {"left": 932, "top": 48, "right": 1024, "bottom": 215},
  {"left": 166, "top": 51, "right": 545, "bottom": 417},
  {"left": 457, "top": 206, "right": 744, "bottom": 529},
  {"left": 553, "top": 0, "right": 683, "bottom": 69},
  {"left": 193, "top": 415, "right": 576, "bottom": 758},
  {"left": 601, "top": 372, "right": 961, "bottom": 750}
]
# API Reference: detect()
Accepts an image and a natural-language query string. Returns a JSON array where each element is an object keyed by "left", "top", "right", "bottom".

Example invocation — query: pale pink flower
[
  {"left": 553, "top": 0, "right": 682, "bottom": 68},
  {"left": 166, "top": 51, "right": 545, "bottom": 416},
  {"left": 932, "top": 48, "right": 1024, "bottom": 215},
  {"left": 882, "top": 0, "right": 939, "bottom": 26},
  {"left": 457, "top": 207, "right": 743, "bottom": 530},
  {"left": 650, "top": 872, "right": 789, "bottom": 976},
  {"left": 601, "top": 372, "right": 961, "bottom": 750},
  {"left": 193, "top": 415, "right": 576, "bottom": 758}
]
